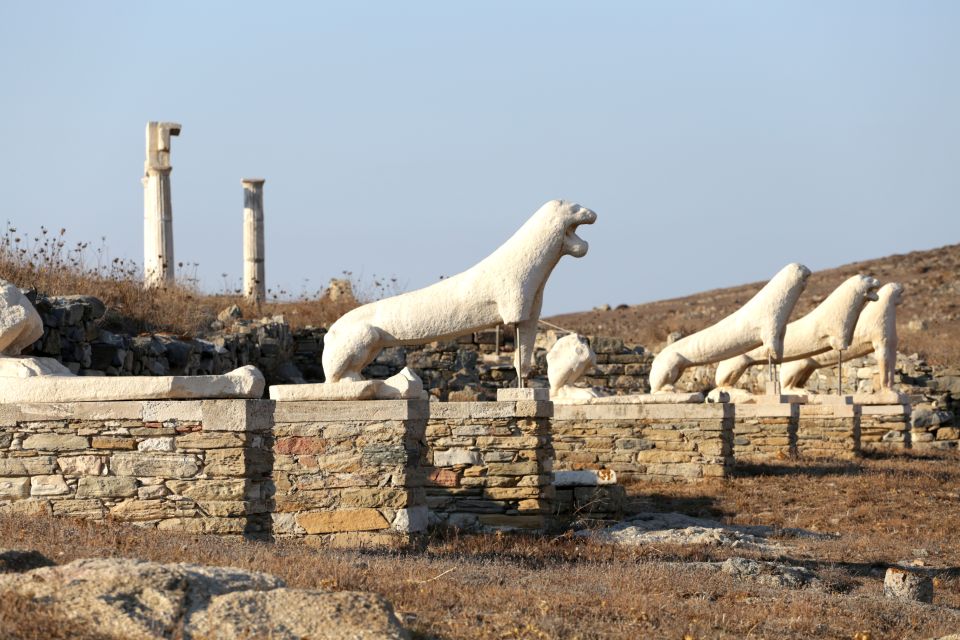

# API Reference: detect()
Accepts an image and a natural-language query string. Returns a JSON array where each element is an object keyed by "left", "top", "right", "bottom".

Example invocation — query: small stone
[
  {"left": 21, "top": 434, "right": 88, "bottom": 452},
  {"left": 138, "top": 437, "right": 175, "bottom": 452},
  {"left": 57, "top": 455, "right": 103, "bottom": 476},
  {"left": 30, "top": 474, "right": 69, "bottom": 496},
  {"left": 76, "top": 477, "right": 137, "bottom": 498},
  {"left": 0, "top": 477, "right": 30, "bottom": 499},
  {"left": 884, "top": 567, "right": 933, "bottom": 603},
  {"left": 433, "top": 449, "right": 481, "bottom": 467}
]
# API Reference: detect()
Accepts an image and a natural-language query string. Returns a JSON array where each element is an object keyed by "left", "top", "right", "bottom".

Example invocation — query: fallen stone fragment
[
  {"left": 884, "top": 566, "right": 933, "bottom": 603},
  {"left": 0, "top": 557, "right": 409, "bottom": 639}
]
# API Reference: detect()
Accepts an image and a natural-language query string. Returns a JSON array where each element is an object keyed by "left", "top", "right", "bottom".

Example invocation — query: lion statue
[
  {"left": 779, "top": 282, "right": 903, "bottom": 393},
  {"left": 714, "top": 274, "right": 881, "bottom": 388},
  {"left": 322, "top": 200, "right": 597, "bottom": 382}
]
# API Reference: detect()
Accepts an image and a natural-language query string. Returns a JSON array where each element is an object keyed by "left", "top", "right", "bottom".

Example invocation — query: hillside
[{"left": 549, "top": 243, "right": 960, "bottom": 367}]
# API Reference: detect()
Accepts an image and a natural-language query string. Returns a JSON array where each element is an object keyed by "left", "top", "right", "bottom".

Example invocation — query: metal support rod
[
  {"left": 837, "top": 348, "right": 843, "bottom": 396},
  {"left": 495, "top": 325, "right": 500, "bottom": 356},
  {"left": 514, "top": 324, "right": 523, "bottom": 389}
]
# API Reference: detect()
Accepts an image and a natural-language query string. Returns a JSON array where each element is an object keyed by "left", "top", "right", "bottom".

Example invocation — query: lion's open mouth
[{"left": 564, "top": 207, "right": 596, "bottom": 257}]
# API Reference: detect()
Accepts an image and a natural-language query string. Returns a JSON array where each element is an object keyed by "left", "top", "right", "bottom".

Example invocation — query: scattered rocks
[
  {"left": 580, "top": 512, "right": 833, "bottom": 553},
  {"left": 719, "top": 557, "right": 819, "bottom": 589},
  {"left": 0, "top": 557, "right": 409, "bottom": 639}
]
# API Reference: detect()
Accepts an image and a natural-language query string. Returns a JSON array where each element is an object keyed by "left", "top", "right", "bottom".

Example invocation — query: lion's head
[
  {"left": 858, "top": 275, "right": 882, "bottom": 302},
  {"left": 537, "top": 199, "right": 597, "bottom": 258},
  {"left": 882, "top": 282, "right": 905, "bottom": 306}
]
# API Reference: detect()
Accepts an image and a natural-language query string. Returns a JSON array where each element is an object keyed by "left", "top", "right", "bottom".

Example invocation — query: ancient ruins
[{"left": 0, "top": 120, "right": 937, "bottom": 548}]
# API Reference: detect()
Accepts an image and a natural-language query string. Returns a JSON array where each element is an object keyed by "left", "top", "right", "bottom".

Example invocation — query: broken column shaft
[
  {"left": 242, "top": 178, "right": 266, "bottom": 304},
  {"left": 143, "top": 121, "right": 181, "bottom": 288}
]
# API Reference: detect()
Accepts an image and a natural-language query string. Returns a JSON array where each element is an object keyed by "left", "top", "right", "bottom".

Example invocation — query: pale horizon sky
[{"left": 2, "top": 2, "right": 958, "bottom": 314}]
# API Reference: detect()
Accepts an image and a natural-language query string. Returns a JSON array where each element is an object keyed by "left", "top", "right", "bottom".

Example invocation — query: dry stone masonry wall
[
  {"left": 424, "top": 400, "right": 553, "bottom": 530},
  {"left": 0, "top": 400, "right": 271, "bottom": 534},
  {"left": 550, "top": 403, "right": 734, "bottom": 483},
  {"left": 269, "top": 400, "right": 428, "bottom": 545}
]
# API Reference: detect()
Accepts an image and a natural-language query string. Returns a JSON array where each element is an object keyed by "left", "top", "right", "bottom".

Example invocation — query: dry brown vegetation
[
  {"left": 551, "top": 243, "right": 960, "bottom": 367},
  {"left": 3, "top": 451, "right": 960, "bottom": 639},
  {"left": 0, "top": 225, "right": 362, "bottom": 335}
]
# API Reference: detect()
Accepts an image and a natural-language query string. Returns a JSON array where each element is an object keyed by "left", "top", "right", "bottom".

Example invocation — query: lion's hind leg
[
  {"left": 322, "top": 322, "right": 383, "bottom": 383},
  {"left": 649, "top": 350, "right": 690, "bottom": 393}
]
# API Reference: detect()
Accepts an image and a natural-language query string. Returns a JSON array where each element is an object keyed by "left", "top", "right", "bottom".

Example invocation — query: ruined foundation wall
[
  {"left": 423, "top": 401, "right": 554, "bottom": 530},
  {"left": 550, "top": 403, "right": 734, "bottom": 483}
]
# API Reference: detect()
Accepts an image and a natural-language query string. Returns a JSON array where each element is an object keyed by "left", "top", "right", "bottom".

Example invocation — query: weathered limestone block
[
  {"left": 166, "top": 479, "right": 250, "bottom": 501},
  {"left": 296, "top": 509, "right": 390, "bottom": 534},
  {"left": 22, "top": 434, "right": 88, "bottom": 452},
  {"left": 76, "top": 477, "right": 137, "bottom": 498},
  {"left": 111, "top": 452, "right": 200, "bottom": 479},
  {"left": 30, "top": 474, "right": 69, "bottom": 496},
  {"left": 109, "top": 499, "right": 171, "bottom": 521},
  {"left": 138, "top": 437, "right": 175, "bottom": 452},
  {"left": 0, "top": 477, "right": 30, "bottom": 499},
  {"left": 175, "top": 432, "right": 246, "bottom": 449},
  {"left": 57, "top": 455, "right": 103, "bottom": 476},
  {"left": 91, "top": 436, "right": 137, "bottom": 450},
  {"left": 0, "top": 456, "right": 58, "bottom": 475}
]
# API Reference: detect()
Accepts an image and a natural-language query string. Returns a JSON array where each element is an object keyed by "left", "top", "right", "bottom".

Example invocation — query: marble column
[
  {"left": 142, "top": 122, "right": 181, "bottom": 288},
  {"left": 242, "top": 178, "right": 266, "bottom": 303}
]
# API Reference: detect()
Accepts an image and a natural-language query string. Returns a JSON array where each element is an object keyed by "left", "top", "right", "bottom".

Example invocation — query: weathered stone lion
[
  {"left": 714, "top": 274, "right": 881, "bottom": 388},
  {"left": 648, "top": 263, "right": 811, "bottom": 393},
  {"left": 780, "top": 282, "right": 903, "bottom": 392},
  {"left": 322, "top": 200, "right": 597, "bottom": 382}
]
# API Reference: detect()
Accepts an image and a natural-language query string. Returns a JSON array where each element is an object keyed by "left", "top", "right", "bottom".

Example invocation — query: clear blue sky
[{"left": 2, "top": 2, "right": 958, "bottom": 314}]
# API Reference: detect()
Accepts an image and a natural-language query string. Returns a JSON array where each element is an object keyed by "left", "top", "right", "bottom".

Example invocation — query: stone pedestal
[
  {"left": 0, "top": 400, "right": 272, "bottom": 535},
  {"left": 551, "top": 402, "right": 733, "bottom": 484},
  {"left": 859, "top": 404, "right": 911, "bottom": 451},
  {"left": 424, "top": 399, "right": 553, "bottom": 530},
  {"left": 271, "top": 400, "right": 428, "bottom": 545},
  {"left": 143, "top": 122, "right": 181, "bottom": 288},
  {"left": 242, "top": 179, "right": 266, "bottom": 304},
  {"left": 796, "top": 404, "right": 860, "bottom": 459},
  {"left": 732, "top": 403, "right": 798, "bottom": 463}
]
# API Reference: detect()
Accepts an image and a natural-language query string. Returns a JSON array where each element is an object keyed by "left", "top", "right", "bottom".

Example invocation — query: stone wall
[
  {"left": 731, "top": 404, "right": 798, "bottom": 463},
  {"left": 423, "top": 400, "right": 553, "bottom": 530},
  {"left": 29, "top": 294, "right": 299, "bottom": 384},
  {"left": 270, "top": 400, "right": 428, "bottom": 545},
  {"left": 0, "top": 398, "right": 561, "bottom": 538},
  {"left": 0, "top": 400, "right": 272, "bottom": 535},
  {"left": 550, "top": 403, "right": 734, "bottom": 483},
  {"left": 796, "top": 404, "right": 860, "bottom": 460},
  {"left": 860, "top": 404, "right": 911, "bottom": 451}
]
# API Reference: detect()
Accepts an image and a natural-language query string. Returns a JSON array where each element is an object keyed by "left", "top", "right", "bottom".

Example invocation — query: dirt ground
[{"left": 2, "top": 450, "right": 959, "bottom": 639}]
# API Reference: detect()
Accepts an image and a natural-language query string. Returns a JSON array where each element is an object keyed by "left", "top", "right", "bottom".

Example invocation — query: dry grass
[
  {"left": 2, "top": 452, "right": 960, "bottom": 639},
  {"left": 551, "top": 243, "right": 960, "bottom": 366},
  {"left": 0, "top": 225, "right": 365, "bottom": 336}
]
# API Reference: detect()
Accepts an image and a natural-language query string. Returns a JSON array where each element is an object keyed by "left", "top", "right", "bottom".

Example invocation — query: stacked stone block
[
  {"left": 732, "top": 404, "right": 798, "bottom": 463},
  {"left": 269, "top": 400, "right": 428, "bottom": 545},
  {"left": 551, "top": 403, "right": 734, "bottom": 484},
  {"left": 424, "top": 400, "right": 553, "bottom": 530},
  {"left": 796, "top": 404, "right": 860, "bottom": 459},
  {"left": 860, "top": 404, "right": 911, "bottom": 451}
]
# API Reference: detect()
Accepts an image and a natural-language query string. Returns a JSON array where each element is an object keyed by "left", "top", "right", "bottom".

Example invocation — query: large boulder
[{"left": 0, "top": 557, "right": 408, "bottom": 640}]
